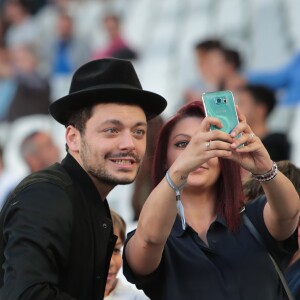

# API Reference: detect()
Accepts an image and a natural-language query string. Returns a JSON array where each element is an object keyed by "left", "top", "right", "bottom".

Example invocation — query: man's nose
[{"left": 119, "top": 131, "right": 135, "bottom": 150}]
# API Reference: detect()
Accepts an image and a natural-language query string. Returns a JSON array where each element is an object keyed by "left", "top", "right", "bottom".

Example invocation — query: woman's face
[{"left": 167, "top": 116, "right": 221, "bottom": 189}]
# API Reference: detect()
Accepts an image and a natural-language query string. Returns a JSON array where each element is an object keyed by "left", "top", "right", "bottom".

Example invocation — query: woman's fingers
[
  {"left": 231, "top": 132, "right": 258, "bottom": 149},
  {"left": 203, "top": 138, "right": 233, "bottom": 152},
  {"left": 200, "top": 116, "right": 223, "bottom": 132},
  {"left": 236, "top": 105, "right": 245, "bottom": 122}
]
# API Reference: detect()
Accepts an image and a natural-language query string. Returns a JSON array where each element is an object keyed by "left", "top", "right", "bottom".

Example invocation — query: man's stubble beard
[
  {"left": 80, "top": 139, "right": 142, "bottom": 186},
  {"left": 87, "top": 163, "right": 141, "bottom": 187}
]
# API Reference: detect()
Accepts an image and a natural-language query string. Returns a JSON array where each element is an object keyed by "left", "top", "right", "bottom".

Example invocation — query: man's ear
[{"left": 65, "top": 125, "right": 80, "bottom": 152}]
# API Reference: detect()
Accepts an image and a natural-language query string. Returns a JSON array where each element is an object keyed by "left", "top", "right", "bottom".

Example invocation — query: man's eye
[
  {"left": 134, "top": 129, "right": 146, "bottom": 136},
  {"left": 175, "top": 141, "right": 189, "bottom": 148},
  {"left": 105, "top": 128, "right": 118, "bottom": 134}
]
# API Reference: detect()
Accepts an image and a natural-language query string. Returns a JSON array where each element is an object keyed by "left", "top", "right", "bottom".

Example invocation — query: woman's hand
[
  {"left": 228, "top": 106, "right": 273, "bottom": 174},
  {"left": 170, "top": 116, "right": 234, "bottom": 181}
]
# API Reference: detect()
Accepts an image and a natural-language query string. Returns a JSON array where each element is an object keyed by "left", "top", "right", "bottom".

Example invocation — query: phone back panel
[{"left": 202, "top": 90, "right": 239, "bottom": 134}]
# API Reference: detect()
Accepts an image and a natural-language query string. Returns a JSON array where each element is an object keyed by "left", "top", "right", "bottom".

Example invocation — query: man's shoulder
[
  {"left": 0, "top": 163, "right": 76, "bottom": 222},
  {"left": 11, "top": 163, "right": 73, "bottom": 197},
  {"left": 25, "top": 163, "right": 71, "bottom": 185}
]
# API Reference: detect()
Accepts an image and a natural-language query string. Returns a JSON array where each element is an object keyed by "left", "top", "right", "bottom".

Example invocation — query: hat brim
[{"left": 49, "top": 86, "right": 167, "bottom": 125}]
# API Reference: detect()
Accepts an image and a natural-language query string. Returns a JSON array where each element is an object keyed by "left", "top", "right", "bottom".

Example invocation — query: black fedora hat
[{"left": 49, "top": 58, "right": 167, "bottom": 125}]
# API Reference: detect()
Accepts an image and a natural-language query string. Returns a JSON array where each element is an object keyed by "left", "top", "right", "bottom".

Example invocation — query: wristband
[
  {"left": 251, "top": 161, "right": 278, "bottom": 182},
  {"left": 165, "top": 170, "right": 187, "bottom": 230},
  {"left": 165, "top": 170, "right": 187, "bottom": 201}
]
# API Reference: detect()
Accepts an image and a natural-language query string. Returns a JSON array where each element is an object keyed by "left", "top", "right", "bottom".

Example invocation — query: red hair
[{"left": 152, "top": 101, "right": 244, "bottom": 231}]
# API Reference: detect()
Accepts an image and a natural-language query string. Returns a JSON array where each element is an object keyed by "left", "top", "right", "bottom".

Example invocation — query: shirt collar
[{"left": 174, "top": 213, "right": 228, "bottom": 238}]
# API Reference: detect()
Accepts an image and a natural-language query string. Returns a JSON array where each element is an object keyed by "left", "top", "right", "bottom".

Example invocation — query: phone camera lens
[{"left": 216, "top": 98, "right": 222, "bottom": 104}]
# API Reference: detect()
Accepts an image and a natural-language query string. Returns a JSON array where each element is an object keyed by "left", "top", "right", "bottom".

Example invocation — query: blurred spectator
[
  {"left": 0, "top": 146, "right": 20, "bottom": 209},
  {"left": 92, "top": 13, "right": 137, "bottom": 60},
  {"left": 34, "top": 0, "right": 76, "bottom": 48},
  {"left": 184, "top": 39, "right": 226, "bottom": 103},
  {"left": 0, "top": 12, "right": 9, "bottom": 46},
  {"left": 3, "top": 44, "right": 51, "bottom": 122},
  {"left": 246, "top": 52, "right": 300, "bottom": 106},
  {"left": 243, "top": 160, "right": 300, "bottom": 203},
  {"left": 131, "top": 115, "right": 164, "bottom": 221},
  {"left": 44, "top": 12, "right": 91, "bottom": 76},
  {"left": 236, "top": 84, "right": 291, "bottom": 162},
  {"left": 24, "top": 0, "right": 48, "bottom": 15},
  {"left": 220, "top": 47, "right": 246, "bottom": 91},
  {"left": 20, "top": 130, "right": 61, "bottom": 173},
  {"left": 3, "top": 0, "right": 40, "bottom": 48},
  {"left": 0, "top": 46, "right": 16, "bottom": 121}
]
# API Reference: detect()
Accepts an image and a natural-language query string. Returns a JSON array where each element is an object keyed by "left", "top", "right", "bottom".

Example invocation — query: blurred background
[{"left": 0, "top": 0, "right": 300, "bottom": 226}]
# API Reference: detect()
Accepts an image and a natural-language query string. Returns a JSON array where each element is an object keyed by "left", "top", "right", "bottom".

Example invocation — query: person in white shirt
[{"left": 104, "top": 209, "right": 149, "bottom": 300}]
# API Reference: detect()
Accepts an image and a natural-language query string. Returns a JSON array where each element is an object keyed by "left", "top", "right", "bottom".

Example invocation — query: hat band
[{"left": 70, "top": 83, "right": 143, "bottom": 94}]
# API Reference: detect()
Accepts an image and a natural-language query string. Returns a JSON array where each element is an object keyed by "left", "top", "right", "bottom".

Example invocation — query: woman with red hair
[{"left": 123, "top": 101, "right": 300, "bottom": 300}]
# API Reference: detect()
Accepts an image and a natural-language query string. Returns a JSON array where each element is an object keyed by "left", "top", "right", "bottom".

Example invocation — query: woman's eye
[
  {"left": 113, "top": 248, "right": 121, "bottom": 253},
  {"left": 175, "top": 141, "right": 189, "bottom": 148}
]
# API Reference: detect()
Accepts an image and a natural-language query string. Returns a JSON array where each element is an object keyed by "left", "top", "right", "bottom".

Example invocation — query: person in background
[
  {"left": 0, "top": 46, "right": 16, "bottom": 121},
  {"left": 0, "top": 58, "right": 167, "bottom": 300},
  {"left": 105, "top": 209, "right": 149, "bottom": 299},
  {"left": 20, "top": 130, "right": 61, "bottom": 173},
  {"left": 131, "top": 115, "right": 164, "bottom": 221},
  {"left": 0, "top": 13, "right": 9, "bottom": 47},
  {"left": 3, "top": 0, "right": 40, "bottom": 48},
  {"left": 236, "top": 84, "right": 291, "bottom": 162},
  {"left": 3, "top": 44, "right": 51, "bottom": 122},
  {"left": 243, "top": 160, "right": 300, "bottom": 202},
  {"left": 184, "top": 39, "right": 226, "bottom": 103},
  {"left": 246, "top": 52, "right": 300, "bottom": 107},
  {"left": 220, "top": 47, "right": 246, "bottom": 91},
  {"left": 243, "top": 160, "right": 300, "bottom": 300},
  {"left": 123, "top": 100, "right": 299, "bottom": 300},
  {"left": 91, "top": 13, "right": 137, "bottom": 60},
  {"left": 0, "top": 146, "right": 20, "bottom": 209},
  {"left": 46, "top": 12, "right": 91, "bottom": 76}
]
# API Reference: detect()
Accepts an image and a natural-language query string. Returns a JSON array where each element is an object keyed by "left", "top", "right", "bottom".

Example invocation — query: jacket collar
[{"left": 61, "top": 153, "right": 111, "bottom": 218}]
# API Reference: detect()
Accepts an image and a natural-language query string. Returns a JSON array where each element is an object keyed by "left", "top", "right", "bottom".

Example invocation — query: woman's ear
[{"left": 65, "top": 125, "right": 80, "bottom": 152}]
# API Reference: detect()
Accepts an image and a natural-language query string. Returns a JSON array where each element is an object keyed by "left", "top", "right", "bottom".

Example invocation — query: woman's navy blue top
[{"left": 123, "top": 196, "right": 297, "bottom": 300}]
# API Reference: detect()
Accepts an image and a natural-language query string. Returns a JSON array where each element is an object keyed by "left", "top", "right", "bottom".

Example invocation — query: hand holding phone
[
  {"left": 202, "top": 90, "right": 239, "bottom": 134},
  {"left": 202, "top": 90, "right": 243, "bottom": 147}
]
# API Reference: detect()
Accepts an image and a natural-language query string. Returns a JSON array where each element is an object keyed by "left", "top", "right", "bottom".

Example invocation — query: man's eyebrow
[
  {"left": 134, "top": 121, "right": 147, "bottom": 127},
  {"left": 100, "top": 119, "right": 147, "bottom": 127}
]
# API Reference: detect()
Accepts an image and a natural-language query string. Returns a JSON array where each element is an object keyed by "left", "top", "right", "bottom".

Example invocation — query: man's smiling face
[{"left": 77, "top": 102, "right": 147, "bottom": 186}]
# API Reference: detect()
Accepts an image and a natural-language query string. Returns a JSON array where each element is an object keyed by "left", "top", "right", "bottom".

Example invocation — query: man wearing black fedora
[{"left": 0, "top": 58, "right": 167, "bottom": 300}]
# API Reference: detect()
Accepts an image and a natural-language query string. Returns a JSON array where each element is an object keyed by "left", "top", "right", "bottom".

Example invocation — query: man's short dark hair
[
  {"left": 65, "top": 106, "right": 94, "bottom": 134},
  {"left": 242, "top": 84, "right": 276, "bottom": 117},
  {"left": 223, "top": 48, "right": 242, "bottom": 70},
  {"left": 195, "top": 39, "right": 223, "bottom": 52},
  {"left": 64, "top": 106, "right": 93, "bottom": 152}
]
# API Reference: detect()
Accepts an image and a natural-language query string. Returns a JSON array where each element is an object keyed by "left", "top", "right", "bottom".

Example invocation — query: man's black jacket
[{"left": 0, "top": 154, "right": 117, "bottom": 300}]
